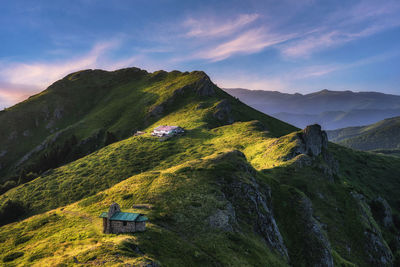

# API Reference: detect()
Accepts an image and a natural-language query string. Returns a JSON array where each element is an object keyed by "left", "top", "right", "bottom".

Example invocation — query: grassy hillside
[
  {"left": 1, "top": 68, "right": 400, "bottom": 266},
  {"left": 327, "top": 116, "right": 400, "bottom": 152},
  {"left": 0, "top": 68, "right": 294, "bottom": 192}
]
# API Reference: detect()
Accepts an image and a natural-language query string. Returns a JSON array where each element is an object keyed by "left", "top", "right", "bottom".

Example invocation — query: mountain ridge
[
  {"left": 0, "top": 68, "right": 399, "bottom": 266},
  {"left": 327, "top": 115, "right": 400, "bottom": 152},
  {"left": 224, "top": 88, "right": 400, "bottom": 130}
]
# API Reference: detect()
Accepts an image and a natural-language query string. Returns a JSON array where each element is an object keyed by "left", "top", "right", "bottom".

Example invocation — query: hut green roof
[{"left": 99, "top": 211, "right": 148, "bottom": 222}]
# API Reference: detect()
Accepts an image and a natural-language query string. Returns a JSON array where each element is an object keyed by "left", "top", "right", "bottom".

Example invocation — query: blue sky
[{"left": 1, "top": 0, "right": 400, "bottom": 108}]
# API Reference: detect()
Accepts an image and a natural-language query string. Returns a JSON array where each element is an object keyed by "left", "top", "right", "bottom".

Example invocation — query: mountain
[
  {"left": 327, "top": 116, "right": 400, "bottom": 153},
  {"left": 1, "top": 68, "right": 400, "bottom": 266},
  {"left": 2, "top": 69, "right": 292, "bottom": 192},
  {"left": 224, "top": 88, "right": 400, "bottom": 130}
]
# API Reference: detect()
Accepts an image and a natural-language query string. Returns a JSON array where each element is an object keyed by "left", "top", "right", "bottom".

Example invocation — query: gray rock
[
  {"left": 22, "top": 130, "right": 31, "bottom": 137},
  {"left": 287, "top": 124, "right": 339, "bottom": 179},
  {"left": 53, "top": 107, "right": 64, "bottom": 119},
  {"left": 297, "top": 195, "right": 334, "bottom": 267},
  {"left": 0, "top": 150, "right": 6, "bottom": 158},
  {"left": 194, "top": 74, "right": 215, "bottom": 96},
  {"left": 147, "top": 74, "right": 215, "bottom": 118},
  {"left": 218, "top": 156, "right": 289, "bottom": 260},
  {"left": 351, "top": 192, "right": 393, "bottom": 266},
  {"left": 293, "top": 154, "right": 312, "bottom": 168},
  {"left": 370, "top": 196, "right": 394, "bottom": 229},
  {"left": 301, "top": 124, "right": 328, "bottom": 157},
  {"left": 207, "top": 202, "right": 236, "bottom": 231}
]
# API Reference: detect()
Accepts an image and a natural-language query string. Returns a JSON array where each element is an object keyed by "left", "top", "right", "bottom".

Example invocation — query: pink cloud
[
  {"left": 0, "top": 40, "right": 120, "bottom": 88},
  {"left": 0, "top": 40, "right": 134, "bottom": 107},
  {"left": 197, "top": 28, "right": 295, "bottom": 62}
]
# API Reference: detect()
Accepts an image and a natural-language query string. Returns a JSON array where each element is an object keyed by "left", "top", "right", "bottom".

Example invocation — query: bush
[
  {"left": 0, "top": 200, "right": 27, "bottom": 226},
  {"left": 14, "top": 235, "right": 32, "bottom": 245},
  {"left": 3, "top": 251, "right": 24, "bottom": 262}
]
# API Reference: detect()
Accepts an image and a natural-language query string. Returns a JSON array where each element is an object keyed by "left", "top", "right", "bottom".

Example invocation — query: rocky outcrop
[
  {"left": 218, "top": 151, "right": 288, "bottom": 260},
  {"left": 370, "top": 196, "right": 394, "bottom": 229},
  {"left": 193, "top": 74, "right": 215, "bottom": 96},
  {"left": 297, "top": 195, "right": 334, "bottom": 267},
  {"left": 288, "top": 124, "right": 339, "bottom": 178},
  {"left": 168, "top": 72, "right": 215, "bottom": 98},
  {"left": 148, "top": 73, "right": 215, "bottom": 118},
  {"left": 207, "top": 202, "right": 236, "bottom": 231},
  {"left": 298, "top": 124, "right": 328, "bottom": 157},
  {"left": 351, "top": 192, "right": 393, "bottom": 266},
  {"left": 213, "top": 99, "right": 234, "bottom": 125}
]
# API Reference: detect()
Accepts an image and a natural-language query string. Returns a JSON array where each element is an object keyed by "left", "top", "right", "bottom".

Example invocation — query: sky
[{"left": 1, "top": 0, "right": 400, "bottom": 108}]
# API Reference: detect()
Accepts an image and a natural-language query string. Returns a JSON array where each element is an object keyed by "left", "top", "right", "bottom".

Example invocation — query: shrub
[
  {"left": 0, "top": 200, "right": 27, "bottom": 226},
  {"left": 3, "top": 251, "right": 24, "bottom": 262},
  {"left": 14, "top": 235, "right": 32, "bottom": 246}
]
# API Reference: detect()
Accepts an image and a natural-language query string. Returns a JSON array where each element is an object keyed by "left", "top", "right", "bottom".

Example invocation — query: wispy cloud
[
  {"left": 293, "top": 51, "right": 400, "bottom": 79},
  {"left": 216, "top": 51, "right": 400, "bottom": 93},
  {"left": 195, "top": 28, "right": 295, "bottom": 62},
  {"left": 184, "top": 13, "right": 259, "bottom": 38},
  {"left": 280, "top": 0, "right": 400, "bottom": 57}
]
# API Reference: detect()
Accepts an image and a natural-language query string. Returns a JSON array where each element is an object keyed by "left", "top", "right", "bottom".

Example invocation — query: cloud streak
[
  {"left": 184, "top": 13, "right": 259, "bottom": 38},
  {"left": 280, "top": 0, "right": 400, "bottom": 57}
]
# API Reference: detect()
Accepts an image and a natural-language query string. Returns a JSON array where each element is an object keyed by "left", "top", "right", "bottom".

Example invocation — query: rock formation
[
  {"left": 299, "top": 124, "right": 328, "bottom": 157},
  {"left": 370, "top": 196, "right": 394, "bottom": 229},
  {"left": 217, "top": 150, "right": 289, "bottom": 260},
  {"left": 351, "top": 192, "right": 393, "bottom": 266},
  {"left": 213, "top": 99, "right": 234, "bottom": 125},
  {"left": 288, "top": 124, "right": 338, "bottom": 178},
  {"left": 297, "top": 195, "right": 334, "bottom": 267}
]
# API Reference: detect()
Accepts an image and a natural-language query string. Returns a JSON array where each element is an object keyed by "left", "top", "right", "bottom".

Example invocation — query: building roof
[
  {"left": 154, "top": 125, "right": 180, "bottom": 132},
  {"left": 99, "top": 211, "right": 148, "bottom": 222}
]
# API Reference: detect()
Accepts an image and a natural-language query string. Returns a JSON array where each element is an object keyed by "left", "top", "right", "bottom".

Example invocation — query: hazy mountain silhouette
[{"left": 224, "top": 88, "right": 400, "bottom": 130}]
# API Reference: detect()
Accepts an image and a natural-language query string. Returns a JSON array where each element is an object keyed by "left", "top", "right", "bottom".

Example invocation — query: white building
[{"left": 152, "top": 126, "right": 184, "bottom": 137}]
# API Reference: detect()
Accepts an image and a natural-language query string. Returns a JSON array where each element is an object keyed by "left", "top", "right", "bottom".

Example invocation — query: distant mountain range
[
  {"left": 327, "top": 116, "right": 400, "bottom": 154},
  {"left": 224, "top": 88, "right": 400, "bottom": 130}
]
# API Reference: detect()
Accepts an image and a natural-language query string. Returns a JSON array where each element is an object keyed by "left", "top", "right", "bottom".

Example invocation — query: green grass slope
[
  {"left": 2, "top": 123, "right": 400, "bottom": 266},
  {"left": 327, "top": 116, "right": 400, "bottom": 152},
  {"left": 1, "top": 68, "right": 400, "bottom": 266},
  {"left": 0, "top": 68, "right": 295, "bottom": 192}
]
